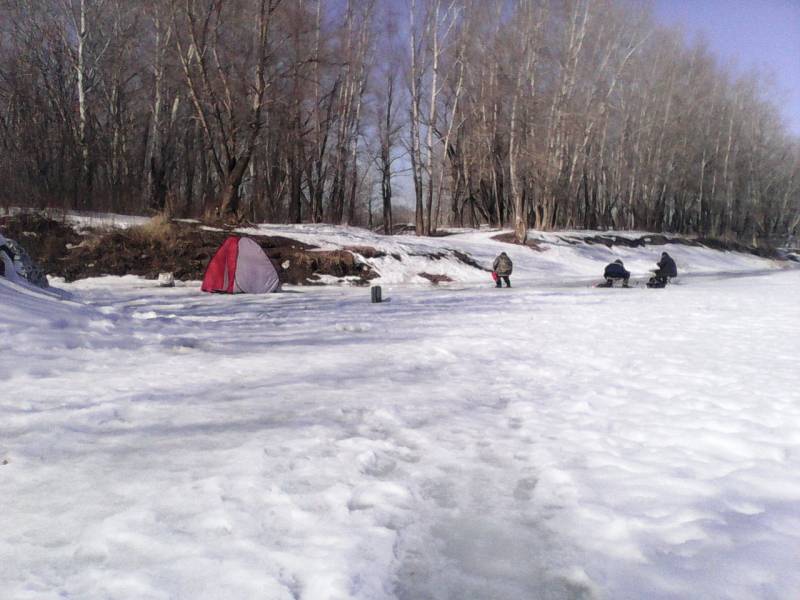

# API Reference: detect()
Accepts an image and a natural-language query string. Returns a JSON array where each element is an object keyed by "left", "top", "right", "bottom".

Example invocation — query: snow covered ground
[
  {"left": 236, "top": 223, "right": 783, "bottom": 286},
  {"left": 2, "top": 254, "right": 799, "bottom": 598},
  {"left": 4, "top": 207, "right": 783, "bottom": 285},
  {"left": 0, "top": 207, "right": 151, "bottom": 231},
  {"left": 64, "top": 212, "right": 152, "bottom": 230}
]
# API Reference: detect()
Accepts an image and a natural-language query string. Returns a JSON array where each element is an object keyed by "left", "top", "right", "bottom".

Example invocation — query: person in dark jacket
[
  {"left": 0, "top": 242, "right": 11, "bottom": 278},
  {"left": 602, "top": 259, "right": 630, "bottom": 287},
  {"left": 651, "top": 252, "right": 677, "bottom": 286},
  {"left": 492, "top": 252, "right": 513, "bottom": 288}
]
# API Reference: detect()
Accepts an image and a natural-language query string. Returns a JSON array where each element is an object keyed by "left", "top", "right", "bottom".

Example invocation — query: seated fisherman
[
  {"left": 651, "top": 251, "right": 678, "bottom": 286},
  {"left": 602, "top": 259, "right": 630, "bottom": 287}
]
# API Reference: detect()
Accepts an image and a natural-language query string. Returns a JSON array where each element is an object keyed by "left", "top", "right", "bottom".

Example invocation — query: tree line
[{"left": 1, "top": 0, "right": 798, "bottom": 245}]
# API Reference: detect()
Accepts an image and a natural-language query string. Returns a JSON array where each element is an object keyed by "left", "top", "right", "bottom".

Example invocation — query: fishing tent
[{"left": 201, "top": 236, "right": 280, "bottom": 294}]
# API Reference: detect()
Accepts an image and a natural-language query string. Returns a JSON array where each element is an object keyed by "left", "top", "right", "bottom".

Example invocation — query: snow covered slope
[
  {"left": 5, "top": 209, "right": 785, "bottom": 286},
  {"left": 2, "top": 268, "right": 799, "bottom": 599},
  {"left": 237, "top": 224, "right": 784, "bottom": 286}
]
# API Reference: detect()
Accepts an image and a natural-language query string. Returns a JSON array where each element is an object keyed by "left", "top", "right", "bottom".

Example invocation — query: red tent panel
[{"left": 201, "top": 236, "right": 239, "bottom": 293}]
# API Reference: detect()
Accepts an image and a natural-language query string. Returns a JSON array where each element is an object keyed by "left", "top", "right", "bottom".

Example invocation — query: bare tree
[
  {"left": 0, "top": 0, "right": 796, "bottom": 245},
  {"left": 171, "top": 0, "right": 281, "bottom": 218}
]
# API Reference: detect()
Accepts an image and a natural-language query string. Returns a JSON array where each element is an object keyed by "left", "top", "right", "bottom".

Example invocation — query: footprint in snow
[
  {"left": 420, "top": 478, "right": 457, "bottom": 509},
  {"left": 335, "top": 323, "right": 372, "bottom": 333},
  {"left": 513, "top": 476, "right": 539, "bottom": 501},
  {"left": 161, "top": 337, "right": 204, "bottom": 351},
  {"left": 508, "top": 416, "right": 524, "bottom": 430},
  {"left": 358, "top": 451, "right": 398, "bottom": 477}
]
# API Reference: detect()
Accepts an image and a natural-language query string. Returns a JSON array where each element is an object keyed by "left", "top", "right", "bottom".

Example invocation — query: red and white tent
[{"left": 201, "top": 236, "right": 280, "bottom": 294}]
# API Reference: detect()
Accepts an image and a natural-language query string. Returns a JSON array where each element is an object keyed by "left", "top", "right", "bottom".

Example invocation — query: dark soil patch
[
  {"left": 451, "top": 250, "right": 492, "bottom": 272},
  {"left": 582, "top": 235, "right": 646, "bottom": 247},
  {"left": 391, "top": 223, "right": 416, "bottom": 235},
  {"left": 388, "top": 224, "right": 458, "bottom": 237},
  {"left": 418, "top": 272, "right": 453, "bottom": 284},
  {"left": 549, "top": 233, "right": 653, "bottom": 248},
  {"left": 693, "top": 237, "right": 782, "bottom": 259},
  {"left": 491, "top": 232, "right": 545, "bottom": 251},
  {"left": 409, "top": 251, "right": 446, "bottom": 259},
  {"left": 640, "top": 234, "right": 700, "bottom": 247},
  {"left": 547, "top": 233, "right": 688, "bottom": 248},
  {"left": 0, "top": 213, "right": 82, "bottom": 275},
  {"left": 0, "top": 213, "right": 377, "bottom": 285},
  {"left": 543, "top": 232, "right": 786, "bottom": 259},
  {"left": 406, "top": 248, "right": 490, "bottom": 272},
  {"left": 343, "top": 245, "right": 387, "bottom": 259},
  {"left": 282, "top": 249, "right": 377, "bottom": 285}
]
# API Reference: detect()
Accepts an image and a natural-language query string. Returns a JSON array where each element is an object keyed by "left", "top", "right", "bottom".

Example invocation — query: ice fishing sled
[
  {"left": 646, "top": 274, "right": 671, "bottom": 288},
  {"left": 595, "top": 277, "right": 630, "bottom": 288}
]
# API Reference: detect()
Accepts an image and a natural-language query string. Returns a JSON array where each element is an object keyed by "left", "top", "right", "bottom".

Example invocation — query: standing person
[
  {"left": 649, "top": 251, "right": 677, "bottom": 287},
  {"left": 601, "top": 259, "right": 630, "bottom": 287},
  {"left": 492, "top": 252, "right": 513, "bottom": 288}
]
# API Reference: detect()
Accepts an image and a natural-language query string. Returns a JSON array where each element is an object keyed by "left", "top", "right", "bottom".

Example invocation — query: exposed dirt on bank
[
  {"left": 2, "top": 213, "right": 790, "bottom": 287},
  {"left": 536, "top": 231, "right": 786, "bottom": 259},
  {"left": 0, "top": 214, "right": 378, "bottom": 285},
  {"left": 491, "top": 232, "right": 546, "bottom": 251}
]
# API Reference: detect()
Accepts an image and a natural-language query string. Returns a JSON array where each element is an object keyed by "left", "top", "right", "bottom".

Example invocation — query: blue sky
[{"left": 653, "top": 0, "right": 800, "bottom": 136}]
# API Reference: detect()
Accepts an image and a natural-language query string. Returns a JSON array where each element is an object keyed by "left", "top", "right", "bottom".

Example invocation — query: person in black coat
[
  {"left": 652, "top": 252, "right": 677, "bottom": 285},
  {"left": 602, "top": 259, "right": 630, "bottom": 287}
]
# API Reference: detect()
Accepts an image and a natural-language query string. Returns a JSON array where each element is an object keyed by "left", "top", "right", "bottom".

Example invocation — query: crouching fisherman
[
  {"left": 601, "top": 259, "right": 630, "bottom": 287},
  {"left": 648, "top": 252, "right": 677, "bottom": 287},
  {"left": 492, "top": 252, "right": 513, "bottom": 288}
]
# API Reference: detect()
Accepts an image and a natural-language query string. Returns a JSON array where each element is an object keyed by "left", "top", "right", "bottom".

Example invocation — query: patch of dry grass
[{"left": 126, "top": 214, "right": 176, "bottom": 245}]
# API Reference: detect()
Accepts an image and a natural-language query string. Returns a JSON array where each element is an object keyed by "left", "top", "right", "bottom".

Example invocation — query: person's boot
[{"left": 495, "top": 282, "right": 501, "bottom": 288}]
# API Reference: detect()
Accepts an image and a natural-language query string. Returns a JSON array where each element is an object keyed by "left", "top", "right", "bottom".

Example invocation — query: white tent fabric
[{"left": 234, "top": 237, "right": 280, "bottom": 294}]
